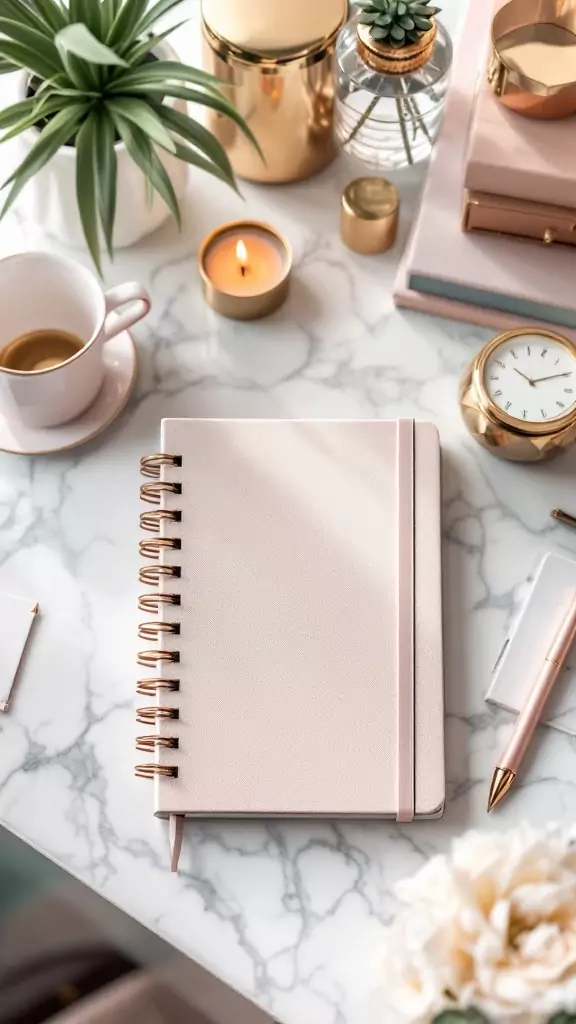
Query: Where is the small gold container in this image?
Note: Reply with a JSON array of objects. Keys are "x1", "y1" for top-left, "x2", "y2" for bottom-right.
[
  {"x1": 341, "y1": 178, "x2": 399, "y2": 255},
  {"x1": 202, "y1": 17, "x2": 345, "y2": 183},
  {"x1": 489, "y1": 0, "x2": 576, "y2": 119},
  {"x1": 199, "y1": 221, "x2": 292, "y2": 321},
  {"x1": 356, "y1": 21, "x2": 437, "y2": 75}
]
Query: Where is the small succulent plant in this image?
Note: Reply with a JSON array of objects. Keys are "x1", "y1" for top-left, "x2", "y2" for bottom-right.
[{"x1": 357, "y1": 0, "x2": 441, "y2": 48}]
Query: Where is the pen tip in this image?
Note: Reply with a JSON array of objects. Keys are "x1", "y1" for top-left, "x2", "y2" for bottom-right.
[{"x1": 487, "y1": 767, "x2": 516, "y2": 813}]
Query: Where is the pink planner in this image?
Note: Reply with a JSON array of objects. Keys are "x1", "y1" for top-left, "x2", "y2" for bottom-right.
[{"x1": 136, "y1": 419, "x2": 445, "y2": 822}]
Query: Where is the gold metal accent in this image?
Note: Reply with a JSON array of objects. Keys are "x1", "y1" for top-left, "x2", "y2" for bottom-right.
[
  {"x1": 137, "y1": 650, "x2": 180, "y2": 668},
  {"x1": 202, "y1": 18, "x2": 341, "y2": 183},
  {"x1": 136, "y1": 705, "x2": 180, "y2": 725},
  {"x1": 136, "y1": 735, "x2": 179, "y2": 751},
  {"x1": 137, "y1": 678, "x2": 180, "y2": 695},
  {"x1": 487, "y1": 767, "x2": 516, "y2": 812},
  {"x1": 140, "y1": 453, "x2": 182, "y2": 479},
  {"x1": 463, "y1": 190, "x2": 576, "y2": 248},
  {"x1": 139, "y1": 565, "x2": 181, "y2": 585},
  {"x1": 552, "y1": 508, "x2": 576, "y2": 529},
  {"x1": 141, "y1": 481, "x2": 182, "y2": 505},
  {"x1": 31, "y1": 602, "x2": 39, "y2": 614},
  {"x1": 489, "y1": 0, "x2": 576, "y2": 119},
  {"x1": 138, "y1": 621, "x2": 181, "y2": 641},
  {"x1": 198, "y1": 221, "x2": 292, "y2": 321},
  {"x1": 139, "y1": 593, "x2": 181, "y2": 613},
  {"x1": 135, "y1": 764, "x2": 178, "y2": 779},
  {"x1": 139, "y1": 537, "x2": 181, "y2": 560},
  {"x1": 460, "y1": 328, "x2": 576, "y2": 462},
  {"x1": 341, "y1": 178, "x2": 399, "y2": 255},
  {"x1": 357, "y1": 20, "x2": 436, "y2": 75},
  {"x1": 140, "y1": 509, "x2": 181, "y2": 533}
]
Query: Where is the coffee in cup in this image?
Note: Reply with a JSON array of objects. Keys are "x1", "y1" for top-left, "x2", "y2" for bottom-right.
[{"x1": 0, "y1": 329, "x2": 85, "y2": 372}]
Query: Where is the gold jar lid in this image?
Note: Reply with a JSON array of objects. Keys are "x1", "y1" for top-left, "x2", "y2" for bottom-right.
[
  {"x1": 341, "y1": 178, "x2": 399, "y2": 255},
  {"x1": 356, "y1": 20, "x2": 437, "y2": 75}
]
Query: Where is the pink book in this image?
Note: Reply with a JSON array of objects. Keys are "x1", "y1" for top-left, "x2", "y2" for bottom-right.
[
  {"x1": 137, "y1": 419, "x2": 445, "y2": 824},
  {"x1": 394, "y1": 0, "x2": 576, "y2": 334},
  {"x1": 465, "y1": 71, "x2": 576, "y2": 209}
]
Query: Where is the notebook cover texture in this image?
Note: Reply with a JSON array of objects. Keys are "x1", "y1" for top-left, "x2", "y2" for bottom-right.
[
  {"x1": 148, "y1": 419, "x2": 445, "y2": 820},
  {"x1": 394, "y1": 0, "x2": 576, "y2": 334},
  {"x1": 486, "y1": 553, "x2": 576, "y2": 736}
]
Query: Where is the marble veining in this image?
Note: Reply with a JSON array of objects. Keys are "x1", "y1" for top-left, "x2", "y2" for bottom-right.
[{"x1": 3, "y1": 4, "x2": 576, "y2": 1023}]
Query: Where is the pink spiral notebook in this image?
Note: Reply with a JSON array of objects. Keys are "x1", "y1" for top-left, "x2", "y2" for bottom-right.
[{"x1": 137, "y1": 419, "x2": 445, "y2": 825}]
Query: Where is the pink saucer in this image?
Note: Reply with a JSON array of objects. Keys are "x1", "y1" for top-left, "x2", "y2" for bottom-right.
[{"x1": 0, "y1": 330, "x2": 137, "y2": 455}]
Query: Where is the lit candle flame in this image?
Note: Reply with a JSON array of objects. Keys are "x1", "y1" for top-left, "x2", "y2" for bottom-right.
[{"x1": 236, "y1": 239, "x2": 248, "y2": 276}]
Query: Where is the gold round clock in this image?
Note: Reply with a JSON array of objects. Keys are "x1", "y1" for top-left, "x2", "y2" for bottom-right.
[{"x1": 460, "y1": 328, "x2": 576, "y2": 461}]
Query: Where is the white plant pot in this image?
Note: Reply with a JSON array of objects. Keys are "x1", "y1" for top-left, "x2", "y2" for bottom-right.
[{"x1": 10, "y1": 44, "x2": 189, "y2": 250}]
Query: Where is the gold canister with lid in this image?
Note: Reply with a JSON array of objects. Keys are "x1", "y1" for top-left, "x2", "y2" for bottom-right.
[
  {"x1": 341, "y1": 178, "x2": 399, "y2": 255},
  {"x1": 201, "y1": 0, "x2": 347, "y2": 183}
]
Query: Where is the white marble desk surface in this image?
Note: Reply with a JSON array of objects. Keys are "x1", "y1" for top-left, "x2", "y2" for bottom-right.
[{"x1": 3, "y1": 4, "x2": 576, "y2": 1023}]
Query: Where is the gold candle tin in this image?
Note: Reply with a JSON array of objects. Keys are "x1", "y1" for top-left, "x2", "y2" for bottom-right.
[
  {"x1": 202, "y1": 16, "x2": 346, "y2": 183},
  {"x1": 341, "y1": 178, "x2": 399, "y2": 255},
  {"x1": 489, "y1": 0, "x2": 576, "y2": 119},
  {"x1": 199, "y1": 221, "x2": 292, "y2": 321}
]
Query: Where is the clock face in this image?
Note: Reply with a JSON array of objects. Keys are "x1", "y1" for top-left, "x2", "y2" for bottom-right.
[{"x1": 483, "y1": 333, "x2": 576, "y2": 425}]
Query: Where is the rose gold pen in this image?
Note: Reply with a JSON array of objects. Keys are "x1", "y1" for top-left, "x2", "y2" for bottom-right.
[{"x1": 488, "y1": 590, "x2": 576, "y2": 813}]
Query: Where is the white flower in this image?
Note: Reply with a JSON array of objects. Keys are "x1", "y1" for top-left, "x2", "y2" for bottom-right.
[{"x1": 381, "y1": 825, "x2": 576, "y2": 1023}]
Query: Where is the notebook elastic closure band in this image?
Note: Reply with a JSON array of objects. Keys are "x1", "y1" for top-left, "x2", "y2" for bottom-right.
[{"x1": 396, "y1": 419, "x2": 415, "y2": 823}]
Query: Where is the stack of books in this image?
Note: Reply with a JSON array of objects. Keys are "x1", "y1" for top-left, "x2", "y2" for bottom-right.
[{"x1": 395, "y1": 0, "x2": 576, "y2": 335}]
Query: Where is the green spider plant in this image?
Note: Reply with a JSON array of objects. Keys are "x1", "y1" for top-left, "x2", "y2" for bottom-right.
[{"x1": 0, "y1": 0, "x2": 259, "y2": 273}]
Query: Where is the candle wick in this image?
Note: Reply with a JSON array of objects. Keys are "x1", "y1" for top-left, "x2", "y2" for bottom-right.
[{"x1": 240, "y1": 265, "x2": 247, "y2": 277}]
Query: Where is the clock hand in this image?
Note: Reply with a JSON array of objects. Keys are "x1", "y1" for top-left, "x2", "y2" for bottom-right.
[
  {"x1": 531, "y1": 372, "x2": 573, "y2": 384},
  {"x1": 513, "y1": 368, "x2": 536, "y2": 387}
]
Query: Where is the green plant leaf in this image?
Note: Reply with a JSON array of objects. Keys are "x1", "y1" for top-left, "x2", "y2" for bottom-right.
[
  {"x1": 0, "y1": 91, "x2": 84, "y2": 143},
  {"x1": 149, "y1": 100, "x2": 234, "y2": 179},
  {"x1": 70, "y1": 0, "x2": 102, "y2": 39},
  {"x1": 56, "y1": 23, "x2": 128, "y2": 65},
  {"x1": 0, "y1": 59, "x2": 14, "y2": 73},
  {"x1": 120, "y1": 83, "x2": 263, "y2": 159},
  {"x1": 548, "y1": 1015, "x2": 576, "y2": 1023},
  {"x1": 0, "y1": 96, "x2": 37, "y2": 130},
  {"x1": 32, "y1": 0, "x2": 67, "y2": 33},
  {"x1": 93, "y1": 109, "x2": 117, "y2": 259},
  {"x1": 0, "y1": 38, "x2": 62, "y2": 81},
  {"x1": 0, "y1": 18, "x2": 61, "y2": 72},
  {"x1": 161, "y1": 137, "x2": 237, "y2": 191},
  {"x1": 0, "y1": 103, "x2": 89, "y2": 219},
  {"x1": 107, "y1": 0, "x2": 148, "y2": 49},
  {"x1": 109, "y1": 59, "x2": 226, "y2": 95},
  {"x1": 432, "y1": 1011, "x2": 491, "y2": 1024},
  {"x1": 126, "y1": 22, "x2": 187, "y2": 65},
  {"x1": 2, "y1": 0, "x2": 55, "y2": 37},
  {"x1": 135, "y1": 0, "x2": 187, "y2": 37},
  {"x1": 106, "y1": 96, "x2": 176, "y2": 152},
  {"x1": 110, "y1": 110, "x2": 181, "y2": 226},
  {"x1": 75, "y1": 112, "x2": 102, "y2": 274}
]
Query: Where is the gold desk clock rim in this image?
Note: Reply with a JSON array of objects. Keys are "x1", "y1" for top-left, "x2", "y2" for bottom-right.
[{"x1": 471, "y1": 328, "x2": 576, "y2": 438}]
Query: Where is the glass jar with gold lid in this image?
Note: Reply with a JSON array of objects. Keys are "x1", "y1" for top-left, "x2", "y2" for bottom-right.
[{"x1": 335, "y1": 7, "x2": 452, "y2": 170}]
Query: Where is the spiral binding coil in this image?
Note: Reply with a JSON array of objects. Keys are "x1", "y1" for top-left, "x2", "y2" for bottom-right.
[{"x1": 136, "y1": 453, "x2": 182, "y2": 780}]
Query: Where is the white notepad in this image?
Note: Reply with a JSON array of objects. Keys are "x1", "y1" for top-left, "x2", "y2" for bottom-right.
[
  {"x1": 486, "y1": 553, "x2": 576, "y2": 735},
  {"x1": 137, "y1": 418, "x2": 446, "y2": 821}
]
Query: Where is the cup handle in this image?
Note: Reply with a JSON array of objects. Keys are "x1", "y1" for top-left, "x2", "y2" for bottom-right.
[{"x1": 103, "y1": 282, "x2": 151, "y2": 341}]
